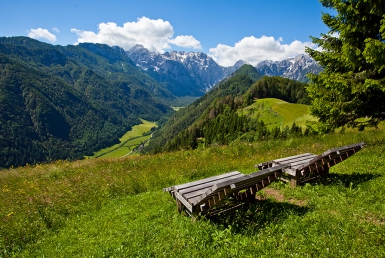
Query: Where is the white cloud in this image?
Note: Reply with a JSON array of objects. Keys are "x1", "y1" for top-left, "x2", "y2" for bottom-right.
[
  {"x1": 71, "y1": 17, "x2": 200, "y2": 53},
  {"x1": 168, "y1": 35, "x2": 202, "y2": 49},
  {"x1": 53, "y1": 27, "x2": 60, "y2": 33},
  {"x1": 209, "y1": 35, "x2": 316, "y2": 67},
  {"x1": 28, "y1": 28, "x2": 57, "y2": 42}
]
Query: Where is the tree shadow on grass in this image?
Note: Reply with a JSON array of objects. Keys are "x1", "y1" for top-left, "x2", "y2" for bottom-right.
[
  {"x1": 207, "y1": 199, "x2": 309, "y2": 234},
  {"x1": 302, "y1": 172, "x2": 379, "y2": 188}
]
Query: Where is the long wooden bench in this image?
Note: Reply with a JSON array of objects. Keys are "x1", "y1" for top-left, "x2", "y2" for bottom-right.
[
  {"x1": 256, "y1": 142, "x2": 365, "y2": 187},
  {"x1": 164, "y1": 142, "x2": 364, "y2": 216},
  {"x1": 163, "y1": 164, "x2": 288, "y2": 216}
]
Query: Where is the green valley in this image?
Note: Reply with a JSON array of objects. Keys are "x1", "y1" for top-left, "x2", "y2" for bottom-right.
[{"x1": 87, "y1": 120, "x2": 156, "y2": 158}]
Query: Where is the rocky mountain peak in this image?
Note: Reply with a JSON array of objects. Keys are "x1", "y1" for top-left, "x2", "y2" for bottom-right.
[
  {"x1": 256, "y1": 54, "x2": 322, "y2": 82},
  {"x1": 126, "y1": 45, "x2": 322, "y2": 96},
  {"x1": 233, "y1": 60, "x2": 249, "y2": 69},
  {"x1": 126, "y1": 46, "x2": 243, "y2": 96}
]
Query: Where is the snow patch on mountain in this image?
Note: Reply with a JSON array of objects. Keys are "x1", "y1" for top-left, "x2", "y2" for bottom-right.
[{"x1": 127, "y1": 45, "x2": 322, "y2": 97}]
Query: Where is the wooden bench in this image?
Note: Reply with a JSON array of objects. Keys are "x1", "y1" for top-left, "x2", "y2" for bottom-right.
[
  {"x1": 164, "y1": 142, "x2": 364, "y2": 216},
  {"x1": 256, "y1": 142, "x2": 365, "y2": 187},
  {"x1": 163, "y1": 164, "x2": 288, "y2": 217}
]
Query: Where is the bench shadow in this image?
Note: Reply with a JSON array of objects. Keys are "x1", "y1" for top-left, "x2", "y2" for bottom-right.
[
  {"x1": 302, "y1": 172, "x2": 379, "y2": 188},
  {"x1": 207, "y1": 199, "x2": 309, "y2": 234}
]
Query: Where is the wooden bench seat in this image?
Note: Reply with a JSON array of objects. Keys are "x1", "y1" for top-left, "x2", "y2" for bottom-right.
[
  {"x1": 163, "y1": 164, "x2": 288, "y2": 216},
  {"x1": 256, "y1": 142, "x2": 365, "y2": 186}
]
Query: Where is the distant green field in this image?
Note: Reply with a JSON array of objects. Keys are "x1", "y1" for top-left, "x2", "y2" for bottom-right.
[
  {"x1": 243, "y1": 98, "x2": 317, "y2": 129},
  {"x1": 87, "y1": 120, "x2": 156, "y2": 159}
]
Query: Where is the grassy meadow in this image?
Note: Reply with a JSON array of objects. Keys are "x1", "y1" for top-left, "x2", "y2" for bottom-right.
[
  {"x1": 1, "y1": 128, "x2": 385, "y2": 257},
  {"x1": 243, "y1": 98, "x2": 317, "y2": 129},
  {"x1": 87, "y1": 120, "x2": 156, "y2": 159}
]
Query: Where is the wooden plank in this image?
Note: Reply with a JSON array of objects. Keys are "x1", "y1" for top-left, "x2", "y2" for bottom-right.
[
  {"x1": 174, "y1": 192, "x2": 193, "y2": 213},
  {"x1": 189, "y1": 186, "x2": 233, "y2": 205},
  {"x1": 296, "y1": 143, "x2": 364, "y2": 173},
  {"x1": 322, "y1": 142, "x2": 364, "y2": 156},
  {"x1": 163, "y1": 171, "x2": 242, "y2": 195},
  {"x1": 224, "y1": 165, "x2": 286, "y2": 190},
  {"x1": 230, "y1": 172, "x2": 283, "y2": 192},
  {"x1": 172, "y1": 171, "x2": 242, "y2": 192},
  {"x1": 179, "y1": 173, "x2": 244, "y2": 196},
  {"x1": 182, "y1": 176, "x2": 243, "y2": 201},
  {"x1": 288, "y1": 155, "x2": 318, "y2": 167},
  {"x1": 272, "y1": 153, "x2": 315, "y2": 163},
  {"x1": 271, "y1": 154, "x2": 318, "y2": 176},
  {"x1": 256, "y1": 153, "x2": 315, "y2": 169},
  {"x1": 191, "y1": 164, "x2": 288, "y2": 206}
]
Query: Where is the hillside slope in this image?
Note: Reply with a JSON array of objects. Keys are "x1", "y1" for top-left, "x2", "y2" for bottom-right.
[
  {"x1": 146, "y1": 64, "x2": 263, "y2": 153},
  {"x1": 0, "y1": 54, "x2": 142, "y2": 167},
  {"x1": 243, "y1": 98, "x2": 316, "y2": 129},
  {"x1": 0, "y1": 37, "x2": 174, "y2": 168},
  {"x1": 149, "y1": 73, "x2": 312, "y2": 152}
]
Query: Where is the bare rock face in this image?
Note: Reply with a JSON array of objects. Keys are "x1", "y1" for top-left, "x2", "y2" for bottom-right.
[
  {"x1": 126, "y1": 45, "x2": 241, "y2": 97},
  {"x1": 256, "y1": 54, "x2": 322, "y2": 82},
  {"x1": 127, "y1": 45, "x2": 322, "y2": 97}
]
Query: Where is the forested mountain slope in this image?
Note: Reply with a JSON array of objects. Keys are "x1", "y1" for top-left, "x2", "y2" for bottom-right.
[
  {"x1": 149, "y1": 75, "x2": 311, "y2": 152},
  {"x1": 0, "y1": 37, "x2": 175, "y2": 103},
  {"x1": 145, "y1": 65, "x2": 263, "y2": 153},
  {"x1": 0, "y1": 37, "x2": 173, "y2": 168},
  {"x1": 249, "y1": 76, "x2": 310, "y2": 104}
]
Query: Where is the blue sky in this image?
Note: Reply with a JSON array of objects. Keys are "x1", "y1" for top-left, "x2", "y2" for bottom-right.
[{"x1": 0, "y1": 0, "x2": 333, "y2": 66}]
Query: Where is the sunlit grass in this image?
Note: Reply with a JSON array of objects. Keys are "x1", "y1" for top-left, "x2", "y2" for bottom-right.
[
  {"x1": 243, "y1": 98, "x2": 317, "y2": 129},
  {"x1": 1, "y1": 129, "x2": 385, "y2": 257},
  {"x1": 271, "y1": 100, "x2": 315, "y2": 127}
]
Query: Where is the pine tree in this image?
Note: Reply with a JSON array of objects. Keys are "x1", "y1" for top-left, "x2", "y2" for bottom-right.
[{"x1": 306, "y1": 0, "x2": 385, "y2": 129}]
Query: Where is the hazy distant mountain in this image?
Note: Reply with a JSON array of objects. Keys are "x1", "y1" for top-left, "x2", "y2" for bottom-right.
[
  {"x1": 126, "y1": 45, "x2": 244, "y2": 97},
  {"x1": 256, "y1": 54, "x2": 322, "y2": 82}
]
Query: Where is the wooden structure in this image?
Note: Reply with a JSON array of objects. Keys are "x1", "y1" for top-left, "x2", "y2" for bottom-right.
[
  {"x1": 163, "y1": 165, "x2": 288, "y2": 216},
  {"x1": 164, "y1": 142, "x2": 364, "y2": 216},
  {"x1": 256, "y1": 142, "x2": 365, "y2": 187}
]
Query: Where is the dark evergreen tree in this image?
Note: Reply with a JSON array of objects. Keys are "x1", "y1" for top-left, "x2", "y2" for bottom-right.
[{"x1": 306, "y1": 0, "x2": 385, "y2": 129}]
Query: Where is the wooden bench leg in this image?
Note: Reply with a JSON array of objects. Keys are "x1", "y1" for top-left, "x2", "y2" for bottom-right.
[
  {"x1": 290, "y1": 176, "x2": 300, "y2": 187},
  {"x1": 177, "y1": 199, "x2": 184, "y2": 214}
]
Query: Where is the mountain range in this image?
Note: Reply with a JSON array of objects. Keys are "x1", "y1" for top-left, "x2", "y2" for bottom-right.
[
  {"x1": 126, "y1": 44, "x2": 247, "y2": 97},
  {"x1": 126, "y1": 45, "x2": 322, "y2": 97},
  {"x1": 256, "y1": 54, "x2": 323, "y2": 82}
]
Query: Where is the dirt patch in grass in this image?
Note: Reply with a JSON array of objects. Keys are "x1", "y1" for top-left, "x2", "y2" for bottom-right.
[
  {"x1": 363, "y1": 213, "x2": 385, "y2": 226},
  {"x1": 257, "y1": 188, "x2": 307, "y2": 206}
]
